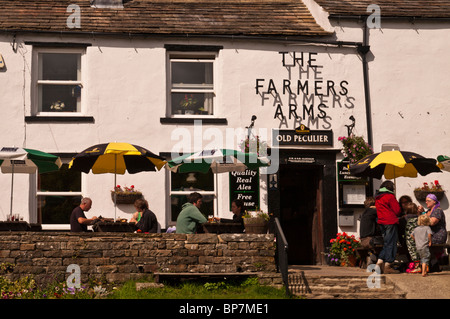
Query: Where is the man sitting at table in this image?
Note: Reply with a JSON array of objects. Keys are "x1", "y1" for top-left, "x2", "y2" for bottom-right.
[
  {"x1": 134, "y1": 198, "x2": 158, "y2": 233},
  {"x1": 176, "y1": 192, "x2": 207, "y2": 234},
  {"x1": 70, "y1": 197, "x2": 98, "y2": 232}
]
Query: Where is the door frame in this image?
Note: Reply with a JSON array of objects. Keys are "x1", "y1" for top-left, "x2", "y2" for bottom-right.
[{"x1": 268, "y1": 149, "x2": 338, "y2": 264}]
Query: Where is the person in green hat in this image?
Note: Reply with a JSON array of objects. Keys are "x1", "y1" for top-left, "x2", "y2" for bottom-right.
[
  {"x1": 176, "y1": 192, "x2": 207, "y2": 234},
  {"x1": 375, "y1": 180, "x2": 402, "y2": 274}
]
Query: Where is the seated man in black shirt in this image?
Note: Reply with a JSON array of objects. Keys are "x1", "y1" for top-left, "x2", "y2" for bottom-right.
[{"x1": 70, "y1": 197, "x2": 98, "y2": 232}]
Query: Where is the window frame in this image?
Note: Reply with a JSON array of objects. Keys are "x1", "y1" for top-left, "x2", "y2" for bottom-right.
[
  {"x1": 167, "y1": 170, "x2": 216, "y2": 225},
  {"x1": 32, "y1": 47, "x2": 86, "y2": 117},
  {"x1": 36, "y1": 156, "x2": 83, "y2": 230},
  {"x1": 167, "y1": 51, "x2": 218, "y2": 118}
]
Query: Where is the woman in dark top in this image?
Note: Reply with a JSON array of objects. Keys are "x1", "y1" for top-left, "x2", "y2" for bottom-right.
[
  {"x1": 424, "y1": 194, "x2": 447, "y2": 244},
  {"x1": 134, "y1": 199, "x2": 158, "y2": 233},
  {"x1": 359, "y1": 197, "x2": 379, "y2": 248}
]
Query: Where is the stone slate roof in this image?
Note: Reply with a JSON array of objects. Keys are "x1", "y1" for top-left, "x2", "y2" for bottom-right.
[
  {"x1": 0, "y1": 0, "x2": 330, "y2": 37},
  {"x1": 315, "y1": 0, "x2": 450, "y2": 19}
]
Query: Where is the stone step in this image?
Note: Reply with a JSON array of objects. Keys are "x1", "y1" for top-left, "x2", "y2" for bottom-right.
[
  {"x1": 287, "y1": 273, "x2": 407, "y2": 299},
  {"x1": 290, "y1": 284, "x2": 397, "y2": 294},
  {"x1": 306, "y1": 292, "x2": 406, "y2": 299},
  {"x1": 288, "y1": 274, "x2": 390, "y2": 287}
]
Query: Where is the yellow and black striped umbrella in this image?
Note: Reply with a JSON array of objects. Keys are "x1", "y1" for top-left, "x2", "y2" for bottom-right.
[
  {"x1": 349, "y1": 150, "x2": 441, "y2": 179},
  {"x1": 69, "y1": 142, "x2": 166, "y2": 174}
]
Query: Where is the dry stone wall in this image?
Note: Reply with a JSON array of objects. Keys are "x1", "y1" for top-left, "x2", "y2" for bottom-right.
[{"x1": 0, "y1": 232, "x2": 276, "y2": 284}]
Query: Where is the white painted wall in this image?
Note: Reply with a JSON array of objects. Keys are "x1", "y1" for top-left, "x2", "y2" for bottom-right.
[
  {"x1": 0, "y1": 17, "x2": 449, "y2": 236},
  {"x1": 329, "y1": 19, "x2": 450, "y2": 237}
]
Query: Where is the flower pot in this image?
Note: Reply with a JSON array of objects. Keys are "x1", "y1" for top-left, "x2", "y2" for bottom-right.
[
  {"x1": 413, "y1": 190, "x2": 445, "y2": 201},
  {"x1": 341, "y1": 255, "x2": 357, "y2": 267},
  {"x1": 111, "y1": 192, "x2": 142, "y2": 204},
  {"x1": 243, "y1": 217, "x2": 269, "y2": 234}
]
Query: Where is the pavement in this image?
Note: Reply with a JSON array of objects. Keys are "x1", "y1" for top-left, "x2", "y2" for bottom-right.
[{"x1": 289, "y1": 265, "x2": 450, "y2": 299}]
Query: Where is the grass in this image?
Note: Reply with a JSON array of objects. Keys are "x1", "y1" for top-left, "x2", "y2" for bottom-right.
[
  {"x1": 108, "y1": 277, "x2": 294, "y2": 299},
  {"x1": 0, "y1": 271, "x2": 296, "y2": 299}
]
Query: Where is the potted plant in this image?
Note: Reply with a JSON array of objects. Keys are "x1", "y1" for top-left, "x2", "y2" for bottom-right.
[
  {"x1": 111, "y1": 185, "x2": 143, "y2": 204},
  {"x1": 338, "y1": 134, "x2": 373, "y2": 163},
  {"x1": 242, "y1": 209, "x2": 270, "y2": 234},
  {"x1": 414, "y1": 180, "x2": 445, "y2": 201},
  {"x1": 328, "y1": 232, "x2": 361, "y2": 267},
  {"x1": 179, "y1": 94, "x2": 197, "y2": 114}
]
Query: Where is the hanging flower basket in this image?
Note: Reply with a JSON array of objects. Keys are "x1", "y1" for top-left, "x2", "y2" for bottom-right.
[
  {"x1": 338, "y1": 134, "x2": 373, "y2": 163},
  {"x1": 111, "y1": 185, "x2": 143, "y2": 204},
  {"x1": 239, "y1": 135, "x2": 268, "y2": 156},
  {"x1": 413, "y1": 190, "x2": 445, "y2": 201},
  {"x1": 414, "y1": 181, "x2": 445, "y2": 201},
  {"x1": 111, "y1": 192, "x2": 142, "y2": 204}
]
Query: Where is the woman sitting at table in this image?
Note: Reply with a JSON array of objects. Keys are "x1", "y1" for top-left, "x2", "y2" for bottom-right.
[
  {"x1": 133, "y1": 198, "x2": 158, "y2": 233},
  {"x1": 215, "y1": 199, "x2": 245, "y2": 232},
  {"x1": 231, "y1": 199, "x2": 245, "y2": 226}
]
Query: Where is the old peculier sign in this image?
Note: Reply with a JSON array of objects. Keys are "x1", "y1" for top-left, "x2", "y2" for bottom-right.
[{"x1": 273, "y1": 129, "x2": 333, "y2": 146}]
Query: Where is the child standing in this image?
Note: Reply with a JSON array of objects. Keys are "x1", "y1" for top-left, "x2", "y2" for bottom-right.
[
  {"x1": 404, "y1": 202, "x2": 421, "y2": 273},
  {"x1": 411, "y1": 214, "x2": 433, "y2": 277}
]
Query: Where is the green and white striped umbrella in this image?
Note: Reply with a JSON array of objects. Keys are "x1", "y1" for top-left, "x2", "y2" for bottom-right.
[
  {"x1": 437, "y1": 155, "x2": 450, "y2": 172},
  {"x1": 0, "y1": 147, "x2": 62, "y2": 218},
  {"x1": 166, "y1": 149, "x2": 270, "y2": 215}
]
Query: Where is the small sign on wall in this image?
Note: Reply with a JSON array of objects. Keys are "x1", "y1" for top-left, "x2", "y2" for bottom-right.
[
  {"x1": 272, "y1": 129, "x2": 333, "y2": 146},
  {"x1": 229, "y1": 170, "x2": 260, "y2": 210}
]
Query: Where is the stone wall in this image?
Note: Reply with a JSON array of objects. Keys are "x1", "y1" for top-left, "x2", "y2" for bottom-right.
[{"x1": 0, "y1": 232, "x2": 277, "y2": 285}]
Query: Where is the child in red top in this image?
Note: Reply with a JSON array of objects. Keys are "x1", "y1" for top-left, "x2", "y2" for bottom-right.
[{"x1": 375, "y1": 180, "x2": 402, "y2": 273}]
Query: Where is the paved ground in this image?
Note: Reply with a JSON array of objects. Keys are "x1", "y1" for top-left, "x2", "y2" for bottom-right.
[{"x1": 290, "y1": 265, "x2": 450, "y2": 299}]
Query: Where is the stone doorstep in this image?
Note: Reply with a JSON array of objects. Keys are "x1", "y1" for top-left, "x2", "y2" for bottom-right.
[
  {"x1": 288, "y1": 274, "x2": 407, "y2": 299},
  {"x1": 306, "y1": 292, "x2": 406, "y2": 299}
]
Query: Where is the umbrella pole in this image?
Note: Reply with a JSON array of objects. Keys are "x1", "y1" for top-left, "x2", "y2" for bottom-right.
[
  {"x1": 215, "y1": 172, "x2": 218, "y2": 218},
  {"x1": 393, "y1": 167, "x2": 397, "y2": 197},
  {"x1": 114, "y1": 154, "x2": 117, "y2": 220},
  {"x1": 10, "y1": 161, "x2": 14, "y2": 219}
]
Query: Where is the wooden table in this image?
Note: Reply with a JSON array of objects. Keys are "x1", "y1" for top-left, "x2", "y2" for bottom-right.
[
  {"x1": 0, "y1": 221, "x2": 30, "y2": 231},
  {"x1": 92, "y1": 221, "x2": 136, "y2": 232},
  {"x1": 201, "y1": 222, "x2": 244, "y2": 234}
]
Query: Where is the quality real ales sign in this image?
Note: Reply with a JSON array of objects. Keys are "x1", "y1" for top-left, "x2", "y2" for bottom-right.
[{"x1": 229, "y1": 170, "x2": 259, "y2": 210}]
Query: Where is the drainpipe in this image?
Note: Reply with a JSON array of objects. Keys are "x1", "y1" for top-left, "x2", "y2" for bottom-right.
[
  {"x1": 357, "y1": 18, "x2": 373, "y2": 147},
  {"x1": 357, "y1": 17, "x2": 374, "y2": 195}
]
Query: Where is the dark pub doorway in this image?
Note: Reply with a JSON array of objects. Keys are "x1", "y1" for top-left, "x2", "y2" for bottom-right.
[{"x1": 279, "y1": 164, "x2": 322, "y2": 265}]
